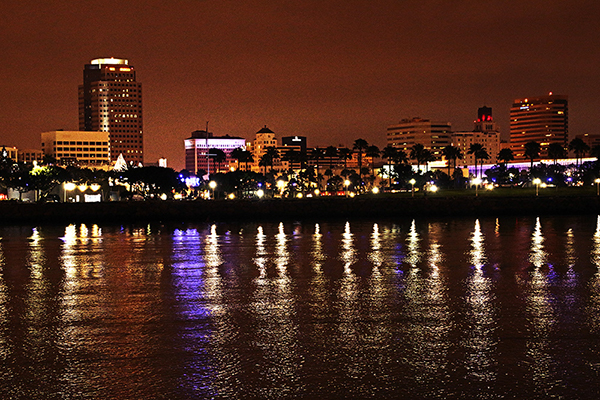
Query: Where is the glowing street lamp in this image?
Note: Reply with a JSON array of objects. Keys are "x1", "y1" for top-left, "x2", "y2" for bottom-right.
[
  {"x1": 595, "y1": 178, "x2": 600, "y2": 196},
  {"x1": 409, "y1": 178, "x2": 416, "y2": 197},
  {"x1": 209, "y1": 180, "x2": 217, "y2": 199},
  {"x1": 256, "y1": 189, "x2": 265, "y2": 198},
  {"x1": 428, "y1": 184, "x2": 438, "y2": 193},
  {"x1": 471, "y1": 177, "x2": 482, "y2": 196},
  {"x1": 63, "y1": 182, "x2": 76, "y2": 202},
  {"x1": 372, "y1": 186, "x2": 380, "y2": 194},
  {"x1": 533, "y1": 178, "x2": 541, "y2": 196},
  {"x1": 344, "y1": 179, "x2": 351, "y2": 197},
  {"x1": 277, "y1": 180, "x2": 286, "y2": 196}
]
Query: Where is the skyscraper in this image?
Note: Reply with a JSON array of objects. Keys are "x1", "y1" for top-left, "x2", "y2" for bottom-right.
[
  {"x1": 509, "y1": 94, "x2": 568, "y2": 161},
  {"x1": 78, "y1": 58, "x2": 143, "y2": 164}
]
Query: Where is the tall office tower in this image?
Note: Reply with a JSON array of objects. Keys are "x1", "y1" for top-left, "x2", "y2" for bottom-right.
[
  {"x1": 78, "y1": 58, "x2": 143, "y2": 164},
  {"x1": 509, "y1": 94, "x2": 568, "y2": 161}
]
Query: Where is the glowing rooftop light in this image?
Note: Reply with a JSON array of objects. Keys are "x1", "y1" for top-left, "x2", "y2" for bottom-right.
[
  {"x1": 91, "y1": 58, "x2": 129, "y2": 66},
  {"x1": 63, "y1": 182, "x2": 76, "y2": 191}
]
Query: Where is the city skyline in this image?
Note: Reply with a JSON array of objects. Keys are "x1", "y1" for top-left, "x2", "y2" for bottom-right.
[{"x1": 2, "y1": 1, "x2": 600, "y2": 170}]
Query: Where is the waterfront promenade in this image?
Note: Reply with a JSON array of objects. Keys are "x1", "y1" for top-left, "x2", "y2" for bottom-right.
[{"x1": 1, "y1": 190, "x2": 600, "y2": 223}]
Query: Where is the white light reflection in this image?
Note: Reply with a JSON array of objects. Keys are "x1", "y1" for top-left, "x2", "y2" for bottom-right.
[
  {"x1": 405, "y1": 220, "x2": 421, "y2": 268},
  {"x1": 469, "y1": 219, "x2": 486, "y2": 269},
  {"x1": 524, "y1": 218, "x2": 555, "y2": 393},
  {"x1": 368, "y1": 223, "x2": 383, "y2": 269},
  {"x1": 403, "y1": 222, "x2": 450, "y2": 386},
  {"x1": 251, "y1": 222, "x2": 300, "y2": 397},
  {"x1": 592, "y1": 216, "x2": 600, "y2": 268},
  {"x1": 463, "y1": 219, "x2": 497, "y2": 383},
  {"x1": 529, "y1": 217, "x2": 548, "y2": 268},
  {"x1": 336, "y1": 221, "x2": 360, "y2": 377}
]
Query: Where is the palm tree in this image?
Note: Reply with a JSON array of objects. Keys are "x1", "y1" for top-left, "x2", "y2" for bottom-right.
[
  {"x1": 442, "y1": 145, "x2": 462, "y2": 177},
  {"x1": 467, "y1": 143, "x2": 484, "y2": 177},
  {"x1": 381, "y1": 145, "x2": 398, "y2": 188},
  {"x1": 569, "y1": 138, "x2": 590, "y2": 167},
  {"x1": 325, "y1": 146, "x2": 338, "y2": 172},
  {"x1": 524, "y1": 141, "x2": 541, "y2": 170},
  {"x1": 310, "y1": 147, "x2": 325, "y2": 189},
  {"x1": 338, "y1": 147, "x2": 353, "y2": 169},
  {"x1": 208, "y1": 148, "x2": 226, "y2": 173},
  {"x1": 497, "y1": 148, "x2": 514, "y2": 167},
  {"x1": 547, "y1": 143, "x2": 566, "y2": 165},
  {"x1": 421, "y1": 149, "x2": 436, "y2": 171},
  {"x1": 591, "y1": 145, "x2": 600, "y2": 161},
  {"x1": 353, "y1": 139, "x2": 369, "y2": 183},
  {"x1": 230, "y1": 147, "x2": 246, "y2": 171},
  {"x1": 476, "y1": 148, "x2": 490, "y2": 176},
  {"x1": 261, "y1": 146, "x2": 279, "y2": 174},
  {"x1": 365, "y1": 145, "x2": 380, "y2": 179},
  {"x1": 410, "y1": 143, "x2": 426, "y2": 171}
]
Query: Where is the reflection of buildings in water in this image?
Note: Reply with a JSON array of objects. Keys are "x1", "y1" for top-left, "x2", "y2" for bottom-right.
[
  {"x1": 275, "y1": 222, "x2": 290, "y2": 279},
  {"x1": 402, "y1": 225, "x2": 451, "y2": 386},
  {"x1": 405, "y1": 220, "x2": 421, "y2": 268},
  {"x1": 593, "y1": 216, "x2": 600, "y2": 268},
  {"x1": 529, "y1": 217, "x2": 548, "y2": 269},
  {"x1": 524, "y1": 233, "x2": 556, "y2": 393},
  {"x1": 469, "y1": 219, "x2": 486, "y2": 269},
  {"x1": 565, "y1": 228, "x2": 577, "y2": 269},
  {"x1": 171, "y1": 227, "x2": 217, "y2": 397},
  {"x1": 250, "y1": 222, "x2": 299, "y2": 397},
  {"x1": 463, "y1": 219, "x2": 497, "y2": 383}
]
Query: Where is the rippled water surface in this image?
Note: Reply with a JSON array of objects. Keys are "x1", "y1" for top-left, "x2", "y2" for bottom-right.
[{"x1": 2, "y1": 216, "x2": 600, "y2": 399}]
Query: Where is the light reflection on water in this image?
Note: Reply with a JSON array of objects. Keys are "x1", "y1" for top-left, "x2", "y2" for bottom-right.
[{"x1": 0, "y1": 217, "x2": 600, "y2": 398}]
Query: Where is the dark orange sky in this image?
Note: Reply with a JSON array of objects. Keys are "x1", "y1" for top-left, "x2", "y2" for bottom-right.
[{"x1": 2, "y1": 0, "x2": 600, "y2": 170}]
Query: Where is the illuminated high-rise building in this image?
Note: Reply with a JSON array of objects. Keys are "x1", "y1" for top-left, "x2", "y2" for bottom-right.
[
  {"x1": 509, "y1": 94, "x2": 568, "y2": 161},
  {"x1": 386, "y1": 117, "x2": 452, "y2": 161},
  {"x1": 78, "y1": 58, "x2": 143, "y2": 164}
]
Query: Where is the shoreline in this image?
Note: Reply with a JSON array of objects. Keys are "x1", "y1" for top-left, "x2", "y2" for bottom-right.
[{"x1": 0, "y1": 194, "x2": 599, "y2": 224}]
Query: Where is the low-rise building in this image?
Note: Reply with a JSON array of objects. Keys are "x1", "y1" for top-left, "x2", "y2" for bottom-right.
[
  {"x1": 184, "y1": 130, "x2": 246, "y2": 176},
  {"x1": 41, "y1": 131, "x2": 110, "y2": 166}
]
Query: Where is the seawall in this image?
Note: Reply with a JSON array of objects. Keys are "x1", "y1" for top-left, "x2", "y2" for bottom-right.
[{"x1": 1, "y1": 195, "x2": 599, "y2": 224}]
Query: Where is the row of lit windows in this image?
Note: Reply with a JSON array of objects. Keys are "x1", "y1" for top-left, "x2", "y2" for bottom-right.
[
  {"x1": 56, "y1": 146, "x2": 108, "y2": 152},
  {"x1": 57, "y1": 153, "x2": 108, "y2": 159},
  {"x1": 54, "y1": 141, "x2": 108, "y2": 146}
]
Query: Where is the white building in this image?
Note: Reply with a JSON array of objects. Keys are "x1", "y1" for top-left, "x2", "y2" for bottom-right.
[
  {"x1": 184, "y1": 130, "x2": 246, "y2": 175},
  {"x1": 452, "y1": 106, "x2": 501, "y2": 166}
]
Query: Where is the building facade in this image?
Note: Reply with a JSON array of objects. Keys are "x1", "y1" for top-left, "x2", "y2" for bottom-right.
[
  {"x1": 41, "y1": 131, "x2": 110, "y2": 166},
  {"x1": 509, "y1": 94, "x2": 568, "y2": 161},
  {"x1": 184, "y1": 130, "x2": 246, "y2": 176},
  {"x1": 387, "y1": 118, "x2": 452, "y2": 161},
  {"x1": 452, "y1": 106, "x2": 501, "y2": 166},
  {"x1": 78, "y1": 58, "x2": 143, "y2": 164}
]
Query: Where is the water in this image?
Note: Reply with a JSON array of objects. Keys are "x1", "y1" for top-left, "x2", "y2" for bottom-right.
[{"x1": 1, "y1": 216, "x2": 600, "y2": 399}]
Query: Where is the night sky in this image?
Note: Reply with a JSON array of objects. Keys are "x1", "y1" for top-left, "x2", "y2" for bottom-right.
[{"x1": 2, "y1": 0, "x2": 600, "y2": 170}]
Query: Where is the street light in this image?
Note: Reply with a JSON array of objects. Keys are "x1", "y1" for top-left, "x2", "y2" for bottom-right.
[
  {"x1": 595, "y1": 178, "x2": 600, "y2": 196},
  {"x1": 533, "y1": 178, "x2": 541, "y2": 196},
  {"x1": 344, "y1": 179, "x2": 351, "y2": 197},
  {"x1": 372, "y1": 186, "x2": 380, "y2": 194},
  {"x1": 63, "y1": 182, "x2": 76, "y2": 202},
  {"x1": 471, "y1": 177, "x2": 482, "y2": 196},
  {"x1": 409, "y1": 178, "x2": 416, "y2": 197},
  {"x1": 209, "y1": 180, "x2": 217, "y2": 199}
]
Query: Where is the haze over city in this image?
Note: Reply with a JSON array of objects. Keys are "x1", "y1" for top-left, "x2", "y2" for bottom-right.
[{"x1": 2, "y1": 0, "x2": 600, "y2": 170}]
